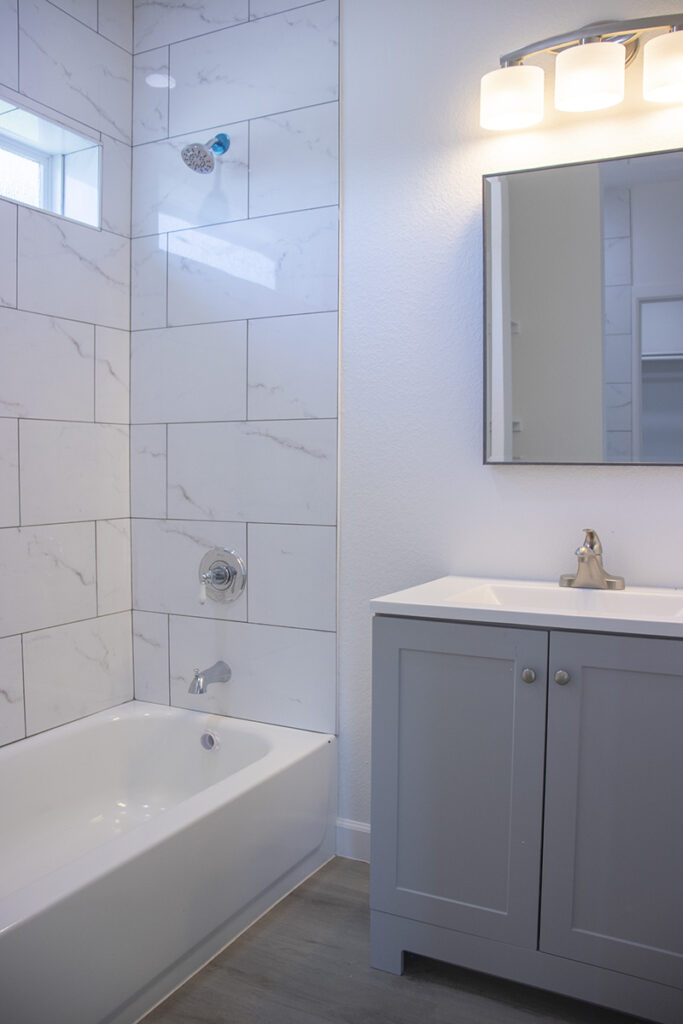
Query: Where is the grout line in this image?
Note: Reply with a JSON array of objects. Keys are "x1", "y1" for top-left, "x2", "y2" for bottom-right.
[
  {"x1": 20, "y1": 633, "x2": 27, "y2": 737},
  {"x1": 131, "y1": 308, "x2": 339, "y2": 332},
  {"x1": 2, "y1": 609, "x2": 131, "y2": 644},
  {"x1": 165, "y1": 422, "x2": 169, "y2": 519},
  {"x1": 15, "y1": 417, "x2": 21, "y2": 526},
  {"x1": 133, "y1": 202, "x2": 338, "y2": 242},
  {"x1": 94, "y1": 520, "x2": 99, "y2": 616},
  {"x1": 166, "y1": 613, "x2": 171, "y2": 704}
]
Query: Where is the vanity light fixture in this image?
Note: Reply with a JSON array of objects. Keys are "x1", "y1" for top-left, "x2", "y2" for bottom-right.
[{"x1": 480, "y1": 14, "x2": 683, "y2": 130}]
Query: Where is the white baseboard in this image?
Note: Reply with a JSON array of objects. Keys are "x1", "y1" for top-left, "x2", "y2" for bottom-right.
[{"x1": 336, "y1": 817, "x2": 370, "y2": 862}]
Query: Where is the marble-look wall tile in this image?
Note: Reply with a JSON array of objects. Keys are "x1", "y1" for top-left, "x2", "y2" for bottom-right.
[
  {"x1": 604, "y1": 334, "x2": 633, "y2": 384},
  {"x1": 0, "y1": 307, "x2": 94, "y2": 420},
  {"x1": 605, "y1": 431, "x2": 632, "y2": 462},
  {"x1": 95, "y1": 326, "x2": 129, "y2": 423},
  {"x1": 0, "y1": 419, "x2": 19, "y2": 527},
  {"x1": 167, "y1": 205, "x2": 338, "y2": 325},
  {"x1": 49, "y1": 0, "x2": 97, "y2": 29},
  {"x1": 23, "y1": 611, "x2": 133, "y2": 734},
  {"x1": 249, "y1": 102, "x2": 338, "y2": 218},
  {"x1": 604, "y1": 285, "x2": 632, "y2": 336},
  {"x1": 131, "y1": 424, "x2": 167, "y2": 517},
  {"x1": 132, "y1": 122, "x2": 248, "y2": 237},
  {"x1": 0, "y1": 1, "x2": 19, "y2": 91},
  {"x1": 18, "y1": 208, "x2": 130, "y2": 329},
  {"x1": 248, "y1": 523, "x2": 336, "y2": 631},
  {"x1": 19, "y1": 0, "x2": 132, "y2": 143},
  {"x1": 98, "y1": 0, "x2": 133, "y2": 52},
  {"x1": 250, "y1": 0, "x2": 315, "y2": 17},
  {"x1": 97, "y1": 519, "x2": 131, "y2": 615},
  {"x1": 0, "y1": 523, "x2": 96, "y2": 637},
  {"x1": 20, "y1": 421, "x2": 129, "y2": 524},
  {"x1": 602, "y1": 187, "x2": 630, "y2": 239},
  {"x1": 0, "y1": 199, "x2": 17, "y2": 307},
  {"x1": 605, "y1": 382, "x2": 632, "y2": 431},
  {"x1": 169, "y1": 0, "x2": 339, "y2": 135},
  {"x1": 168, "y1": 419, "x2": 337, "y2": 524},
  {"x1": 131, "y1": 233, "x2": 167, "y2": 329},
  {"x1": 132, "y1": 518, "x2": 247, "y2": 619},
  {"x1": 133, "y1": 610, "x2": 169, "y2": 704},
  {"x1": 131, "y1": 321, "x2": 246, "y2": 423},
  {"x1": 0, "y1": 635, "x2": 25, "y2": 746},
  {"x1": 247, "y1": 311, "x2": 337, "y2": 419},
  {"x1": 169, "y1": 614, "x2": 335, "y2": 731},
  {"x1": 133, "y1": 47, "x2": 169, "y2": 144},
  {"x1": 101, "y1": 134, "x2": 132, "y2": 237},
  {"x1": 603, "y1": 236, "x2": 632, "y2": 288},
  {"x1": 134, "y1": 0, "x2": 247, "y2": 52}
]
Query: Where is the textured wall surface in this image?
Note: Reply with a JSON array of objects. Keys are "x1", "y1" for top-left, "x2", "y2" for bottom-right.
[
  {"x1": 130, "y1": 0, "x2": 340, "y2": 733},
  {"x1": 339, "y1": 0, "x2": 683, "y2": 832},
  {"x1": 0, "y1": 0, "x2": 133, "y2": 747}
]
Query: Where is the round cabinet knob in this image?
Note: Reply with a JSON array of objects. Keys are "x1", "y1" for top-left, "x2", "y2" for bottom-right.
[
  {"x1": 554, "y1": 669, "x2": 571, "y2": 686},
  {"x1": 521, "y1": 668, "x2": 536, "y2": 684}
]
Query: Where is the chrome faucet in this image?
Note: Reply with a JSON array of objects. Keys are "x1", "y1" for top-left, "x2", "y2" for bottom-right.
[
  {"x1": 559, "y1": 529, "x2": 625, "y2": 590},
  {"x1": 188, "y1": 660, "x2": 232, "y2": 695}
]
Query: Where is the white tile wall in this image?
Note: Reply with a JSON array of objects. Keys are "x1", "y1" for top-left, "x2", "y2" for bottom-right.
[
  {"x1": 0, "y1": 0, "x2": 133, "y2": 748},
  {"x1": 0, "y1": 523, "x2": 96, "y2": 637},
  {"x1": 134, "y1": 0, "x2": 248, "y2": 52},
  {"x1": 95, "y1": 327, "x2": 130, "y2": 424},
  {"x1": 0, "y1": 199, "x2": 18, "y2": 307},
  {"x1": 18, "y1": 208, "x2": 130, "y2": 329},
  {"x1": 133, "y1": 610, "x2": 169, "y2": 704},
  {"x1": 20, "y1": 421, "x2": 129, "y2": 524},
  {"x1": 132, "y1": 518, "x2": 247, "y2": 619},
  {"x1": 19, "y1": 0, "x2": 132, "y2": 143},
  {"x1": 167, "y1": 205, "x2": 339, "y2": 325},
  {"x1": 23, "y1": 611, "x2": 133, "y2": 734},
  {"x1": 169, "y1": 614, "x2": 335, "y2": 731},
  {"x1": 169, "y1": 1, "x2": 338, "y2": 135},
  {"x1": 248, "y1": 523, "x2": 336, "y2": 631},
  {"x1": 249, "y1": 102, "x2": 338, "y2": 218},
  {"x1": 130, "y1": 0, "x2": 340, "y2": 735},
  {"x1": 131, "y1": 321, "x2": 247, "y2": 423},
  {"x1": 0, "y1": 309, "x2": 95, "y2": 420},
  {"x1": 98, "y1": 0, "x2": 133, "y2": 52},
  {"x1": 133, "y1": 48, "x2": 170, "y2": 145},
  {"x1": 132, "y1": 122, "x2": 248, "y2": 236},
  {"x1": 247, "y1": 311, "x2": 338, "y2": 419},
  {"x1": 131, "y1": 233, "x2": 167, "y2": 329},
  {"x1": 130, "y1": 424, "x2": 167, "y2": 518},
  {"x1": 604, "y1": 285, "x2": 632, "y2": 336},
  {"x1": 604, "y1": 334, "x2": 633, "y2": 384},
  {"x1": 96, "y1": 519, "x2": 132, "y2": 615},
  {"x1": 0, "y1": 419, "x2": 19, "y2": 527},
  {"x1": 0, "y1": 1, "x2": 19, "y2": 91},
  {"x1": 0, "y1": 634, "x2": 24, "y2": 745},
  {"x1": 167, "y1": 419, "x2": 337, "y2": 523}
]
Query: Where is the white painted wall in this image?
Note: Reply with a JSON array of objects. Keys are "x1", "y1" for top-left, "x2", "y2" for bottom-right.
[{"x1": 339, "y1": 0, "x2": 683, "y2": 839}]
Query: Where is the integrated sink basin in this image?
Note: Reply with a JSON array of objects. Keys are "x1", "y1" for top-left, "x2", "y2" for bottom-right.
[{"x1": 371, "y1": 576, "x2": 683, "y2": 637}]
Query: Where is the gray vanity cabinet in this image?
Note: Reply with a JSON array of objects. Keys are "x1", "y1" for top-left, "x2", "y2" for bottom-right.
[
  {"x1": 541, "y1": 630, "x2": 683, "y2": 989},
  {"x1": 370, "y1": 615, "x2": 549, "y2": 947},
  {"x1": 371, "y1": 615, "x2": 683, "y2": 1023}
]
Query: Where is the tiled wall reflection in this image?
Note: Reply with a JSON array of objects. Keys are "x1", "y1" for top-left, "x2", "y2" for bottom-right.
[
  {"x1": 0, "y1": 0, "x2": 133, "y2": 747},
  {"x1": 130, "y1": 0, "x2": 340, "y2": 733}
]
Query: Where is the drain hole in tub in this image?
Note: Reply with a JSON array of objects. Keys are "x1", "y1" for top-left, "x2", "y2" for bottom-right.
[{"x1": 200, "y1": 731, "x2": 220, "y2": 751}]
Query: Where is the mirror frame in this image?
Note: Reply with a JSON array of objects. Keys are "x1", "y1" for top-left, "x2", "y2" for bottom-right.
[{"x1": 482, "y1": 147, "x2": 683, "y2": 467}]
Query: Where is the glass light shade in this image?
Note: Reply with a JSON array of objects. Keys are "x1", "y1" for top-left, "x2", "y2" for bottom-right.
[
  {"x1": 554, "y1": 41, "x2": 625, "y2": 111},
  {"x1": 643, "y1": 31, "x2": 683, "y2": 102},
  {"x1": 480, "y1": 64, "x2": 544, "y2": 131}
]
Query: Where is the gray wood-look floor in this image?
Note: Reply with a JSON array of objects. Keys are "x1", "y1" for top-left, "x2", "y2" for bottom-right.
[{"x1": 143, "y1": 857, "x2": 639, "y2": 1024}]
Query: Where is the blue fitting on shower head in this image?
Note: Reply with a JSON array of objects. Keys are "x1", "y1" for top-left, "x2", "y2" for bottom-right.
[{"x1": 210, "y1": 133, "x2": 230, "y2": 155}]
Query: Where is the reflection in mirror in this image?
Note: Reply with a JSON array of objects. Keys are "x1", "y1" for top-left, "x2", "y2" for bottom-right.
[{"x1": 484, "y1": 150, "x2": 683, "y2": 464}]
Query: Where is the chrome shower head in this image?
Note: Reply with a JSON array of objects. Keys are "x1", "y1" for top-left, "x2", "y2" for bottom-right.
[{"x1": 181, "y1": 133, "x2": 230, "y2": 174}]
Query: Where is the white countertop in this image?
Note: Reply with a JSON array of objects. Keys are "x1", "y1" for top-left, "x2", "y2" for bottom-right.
[{"x1": 371, "y1": 575, "x2": 683, "y2": 637}]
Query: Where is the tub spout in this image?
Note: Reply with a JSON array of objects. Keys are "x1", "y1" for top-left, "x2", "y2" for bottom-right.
[{"x1": 188, "y1": 660, "x2": 232, "y2": 695}]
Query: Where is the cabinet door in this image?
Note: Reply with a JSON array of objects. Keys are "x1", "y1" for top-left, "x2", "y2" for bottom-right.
[
  {"x1": 371, "y1": 616, "x2": 548, "y2": 948},
  {"x1": 541, "y1": 630, "x2": 683, "y2": 989}
]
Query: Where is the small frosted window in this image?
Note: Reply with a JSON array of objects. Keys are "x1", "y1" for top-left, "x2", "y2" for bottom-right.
[
  {"x1": 0, "y1": 146, "x2": 44, "y2": 207},
  {"x1": 0, "y1": 96, "x2": 100, "y2": 227}
]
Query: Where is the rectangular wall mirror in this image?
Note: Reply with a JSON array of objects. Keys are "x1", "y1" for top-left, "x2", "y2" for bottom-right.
[{"x1": 484, "y1": 149, "x2": 683, "y2": 464}]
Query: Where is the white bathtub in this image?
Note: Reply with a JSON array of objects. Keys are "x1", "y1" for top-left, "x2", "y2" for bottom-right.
[{"x1": 0, "y1": 701, "x2": 335, "y2": 1024}]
